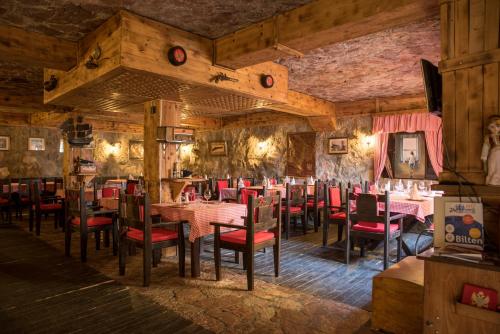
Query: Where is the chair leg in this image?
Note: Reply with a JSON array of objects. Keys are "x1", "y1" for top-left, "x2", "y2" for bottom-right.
[
  {"x1": 242, "y1": 254, "x2": 247, "y2": 270},
  {"x1": 345, "y1": 235, "x2": 351, "y2": 264},
  {"x1": 80, "y1": 231, "x2": 88, "y2": 263},
  {"x1": 234, "y1": 251, "x2": 240, "y2": 264},
  {"x1": 337, "y1": 224, "x2": 344, "y2": 241},
  {"x1": 322, "y1": 221, "x2": 329, "y2": 246},
  {"x1": 119, "y1": 237, "x2": 127, "y2": 276},
  {"x1": 285, "y1": 213, "x2": 290, "y2": 240},
  {"x1": 302, "y1": 214, "x2": 307, "y2": 235},
  {"x1": 360, "y1": 239, "x2": 366, "y2": 257},
  {"x1": 178, "y1": 241, "x2": 185, "y2": 278},
  {"x1": 246, "y1": 250, "x2": 255, "y2": 291},
  {"x1": 397, "y1": 235, "x2": 402, "y2": 263},
  {"x1": 65, "y1": 220, "x2": 72, "y2": 256},
  {"x1": 152, "y1": 248, "x2": 161, "y2": 267},
  {"x1": 273, "y1": 244, "x2": 280, "y2": 277},
  {"x1": 129, "y1": 243, "x2": 137, "y2": 256},
  {"x1": 383, "y1": 238, "x2": 389, "y2": 270},
  {"x1": 112, "y1": 220, "x2": 118, "y2": 256},
  {"x1": 54, "y1": 212, "x2": 58, "y2": 229},
  {"x1": 313, "y1": 209, "x2": 319, "y2": 233},
  {"x1": 35, "y1": 213, "x2": 41, "y2": 236},
  {"x1": 29, "y1": 209, "x2": 33, "y2": 232},
  {"x1": 214, "y1": 236, "x2": 221, "y2": 281},
  {"x1": 104, "y1": 230, "x2": 110, "y2": 248},
  {"x1": 95, "y1": 231, "x2": 101, "y2": 250}
]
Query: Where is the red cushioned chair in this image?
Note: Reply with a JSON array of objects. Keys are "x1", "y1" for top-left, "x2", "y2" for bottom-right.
[
  {"x1": 322, "y1": 183, "x2": 346, "y2": 246},
  {"x1": 13, "y1": 178, "x2": 31, "y2": 220},
  {"x1": 29, "y1": 181, "x2": 64, "y2": 236},
  {"x1": 126, "y1": 182, "x2": 137, "y2": 195},
  {"x1": 307, "y1": 180, "x2": 326, "y2": 233},
  {"x1": 102, "y1": 187, "x2": 119, "y2": 198},
  {"x1": 347, "y1": 191, "x2": 405, "y2": 269},
  {"x1": 282, "y1": 184, "x2": 308, "y2": 239},
  {"x1": 65, "y1": 187, "x2": 117, "y2": 262},
  {"x1": 0, "y1": 179, "x2": 12, "y2": 224},
  {"x1": 211, "y1": 194, "x2": 281, "y2": 291},
  {"x1": 118, "y1": 192, "x2": 185, "y2": 287},
  {"x1": 214, "y1": 178, "x2": 231, "y2": 200},
  {"x1": 237, "y1": 188, "x2": 258, "y2": 205}
]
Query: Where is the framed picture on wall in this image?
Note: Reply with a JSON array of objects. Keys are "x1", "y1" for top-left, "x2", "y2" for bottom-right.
[
  {"x1": 28, "y1": 137, "x2": 45, "y2": 151},
  {"x1": 328, "y1": 137, "x2": 348, "y2": 154},
  {"x1": 0, "y1": 136, "x2": 9, "y2": 151},
  {"x1": 209, "y1": 141, "x2": 227, "y2": 156},
  {"x1": 129, "y1": 140, "x2": 144, "y2": 160}
]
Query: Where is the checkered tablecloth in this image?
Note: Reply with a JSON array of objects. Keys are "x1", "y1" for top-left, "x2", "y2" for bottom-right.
[
  {"x1": 151, "y1": 202, "x2": 247, "y2": 242},
  {"x1": 268, "y1": 184, "x2": 314, "y2": 199},
  {"x1": 388, "y1": 197, "x2": 434, "y2": 222}
]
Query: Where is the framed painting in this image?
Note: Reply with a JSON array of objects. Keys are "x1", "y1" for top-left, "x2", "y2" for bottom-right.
[
  {"x1": 28, "y1": 137, "x2": 45, "y2": 151},
  {"x1": 328, "y1": 137, "x2": 348, "y2": 154},
  {"x1": 393, "y1": 133, "x2": 426, "y2": 179},
  {"x1": 287, "y1": 132, "x2": 316, "y2": 177},
  {"x1": 209, "y1": 141, "x2": 227, "y2": 156},
  {"x1": 0, "y1": 136, "x2": 9, "y2": 151},
  {"x1": 129, "y1": 140, "x2": 144, "y2": 160}
]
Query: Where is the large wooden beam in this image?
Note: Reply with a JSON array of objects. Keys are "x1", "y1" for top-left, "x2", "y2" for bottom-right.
[
  {"x1": 221, "y1": 111, "x2": 305, "y2": 129},
  {"x1": 268, "y1": 90, "x2": 336, "y2": 117},
  {"x1": 0, "y1": 112, "x2": 29, "y2": 127},
  {"x1": 215, "y1": 0, "x2": 439, "y2": 69},
  {"x1": 335, "y1": 94, "x2": 427, "y2": 118},
  {"x1": 0, "y1": 25, "x2": 77, "y2": 70}
]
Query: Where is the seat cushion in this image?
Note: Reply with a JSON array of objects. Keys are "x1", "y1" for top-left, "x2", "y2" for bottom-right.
[
  {"x1": 0, "y1": 198, "x2": 9, "y2": 205},
  {"x1": 39, "y1": 203, "x2": 62, "y2": 211},
  {"x1": 307, "y1": 200, "x2": 324, "y2": 208},
  {"x1": 281, "y1": 206, "x2": 302, "y2": 214},
  {"x1": 72, "y1": 216, "x2": 113, "y2": 227},
  {"x1": 352, "y1": 222, "x2": 400, "y2": 233},
  {"x1": 127, "y1": 227, "x2": 178, "y2": 243},
  {"x1": 20, "y1": 196, "x2": 30, "y2": 203},
  {"x1": 220, "y1": 229, "x2": 274, "y2": 245},
  {"x1": 329, "y1": 212, "x2": 346, "y2": 220}
]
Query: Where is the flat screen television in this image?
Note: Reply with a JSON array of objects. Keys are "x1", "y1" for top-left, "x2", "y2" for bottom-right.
[{"x1": 420, "y1": 59, "x2": 442, "y2": 117}]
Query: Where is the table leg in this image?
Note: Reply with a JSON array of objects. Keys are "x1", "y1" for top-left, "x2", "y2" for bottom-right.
[{"x1": 190, "y1": 238, "x2": 201, "y2": 278}]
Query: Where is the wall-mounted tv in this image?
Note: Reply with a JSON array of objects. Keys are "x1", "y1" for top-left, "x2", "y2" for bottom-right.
[{"x1": 420, "y1": 59, "x2": 442, "y2": 117}]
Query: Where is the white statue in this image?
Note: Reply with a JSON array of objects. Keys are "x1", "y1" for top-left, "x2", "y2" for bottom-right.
[{"x1": 481, "y1": 116, "x2": 500, "y2": 186}]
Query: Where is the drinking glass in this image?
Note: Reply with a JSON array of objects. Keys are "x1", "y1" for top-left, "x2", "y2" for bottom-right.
[
  {"x1": 203, "y1": 189, "x2": 212, "y2": 203},
  {"x1": 418, "y1": 181, "x2": 426, "y2": 192}
]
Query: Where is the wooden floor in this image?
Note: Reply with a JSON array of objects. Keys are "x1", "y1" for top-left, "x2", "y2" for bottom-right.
[{"x1": 0, "y1": 225, "x2": 211, "y2": 334}]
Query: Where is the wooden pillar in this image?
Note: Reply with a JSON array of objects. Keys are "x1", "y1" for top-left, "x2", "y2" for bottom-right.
[
  {"x1": 143, "y1": 100, "x2": 181, "y2": 203},
  {"x1": 62, "y1": 139, "x2": 71, "y2": 188}
]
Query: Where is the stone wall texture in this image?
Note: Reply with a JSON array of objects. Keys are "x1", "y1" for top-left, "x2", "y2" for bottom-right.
[
  {"x1": 0, "y1": 125, "x2": 143, "y2": 178},
  {"x1": 181, "y1": 116, "x2": 373, "y2": 184}
]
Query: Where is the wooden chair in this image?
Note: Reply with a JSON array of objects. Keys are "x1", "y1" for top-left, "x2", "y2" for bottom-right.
[
  {"x1": 347, "y1": 191, "x2": 405, "y2": 269},
  {"x1": 282, "y1": 184, "x2": 308, "y2": 239},
  {"x1": 307, "y1": 180, "x2": 326, "y2": 232},
  {"x1": 13, "y1": 178, "x2": 31, "y2": 220},
  {"x1": 241, "y1": 177, "x2": 255, "y2": 187},
  {"x1": 322, "y1": 183, "x2": 347, "y2": 246},
  {"x1": 65, "y1": 187, "x2": 117, "y2": 262},
  {"x1": 237, "y1": 188, "x2": 258, "y2": 205},
  {"x1": 211, "y1": 194, "x2": 281, "y2": 291},
  {"x1": 29, "y1": 181, "x2": 64, "y2": 235},
  {"x1": 118, "y1": 192, "x2": 185, "y2": 287},
  {"x1": 0, "y1": 179, "x2": 12, "y2": 224}
]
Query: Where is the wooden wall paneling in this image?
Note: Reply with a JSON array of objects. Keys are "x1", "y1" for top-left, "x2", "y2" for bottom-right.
[
  {"x1": 454, "y1": 69, "x2": 469, "y2": 172},
  {"x1": 484, "y1": 0, "x2": 500, "y2": 50},
  {"x1": 483, "y1": 63, "x2": 499, "y2": 136},
  {"x1": 469, "y1": 0, "x2": 485, "y2": 53},
  {"x1": 456, "y1": 0, "x2": 470, "y2": 56},
  {"x1": 440, "y1": 0, "x2": 455, "y2": 60},
  {"x1": 467, "y1": 65, "x2": 484, "y2": 172},
  {"x1": 442, "y1": 72, "x2": 457, "y2": 174}
]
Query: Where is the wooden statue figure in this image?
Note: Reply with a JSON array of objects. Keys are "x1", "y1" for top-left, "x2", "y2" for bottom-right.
[{"x1": 481, "y1": 115, "x2": 500, "y2": 186}]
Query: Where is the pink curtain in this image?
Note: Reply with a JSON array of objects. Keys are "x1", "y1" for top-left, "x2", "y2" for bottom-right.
[{"x1": 372, "y1": 113, "x2": 443, "y2": 180}]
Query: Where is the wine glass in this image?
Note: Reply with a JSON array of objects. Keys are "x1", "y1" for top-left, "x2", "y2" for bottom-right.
[
  {"x1": 418, "y1": 181, "x2": 426, "y2": 192},
  {"x1": 203, "y1": 189, "x2": 212, "y2": 203}
]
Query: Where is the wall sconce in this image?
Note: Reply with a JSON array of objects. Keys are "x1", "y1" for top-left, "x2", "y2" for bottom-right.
[
  {"x1": 257, "y1": 141, "x2": 268, "y2": 151},
  {"x1": 105, "y1": 142, "x2": 121, "y2": 156},
  {"x1": 364, "y1": 135, "x2": 375, "y2": 148},
  {"x1": 181, "y1": 144, "x2": 193, "y2": 155}
]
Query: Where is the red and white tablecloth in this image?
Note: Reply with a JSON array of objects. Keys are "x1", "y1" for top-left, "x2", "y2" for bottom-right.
[
  {"x1": 151, "y1": 202, "x2": 247, "y2": 242},
  {"x1": 267, "y1": 184, "x2": 314, "y2": 199},
  {"x1": 378, "y1": 195, "x2": 434, "y2": 222}
]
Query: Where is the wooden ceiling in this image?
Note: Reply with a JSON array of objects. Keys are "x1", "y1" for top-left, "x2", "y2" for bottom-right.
[{"x1": 0, "y1": 0, "x2": 440, "y2": 131}]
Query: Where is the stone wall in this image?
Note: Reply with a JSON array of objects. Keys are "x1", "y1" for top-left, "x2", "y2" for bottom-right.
[
  {"x1": 180, "y1": 116, "x2": 374, "y2": 185},
  {"x1": 0, "y1": 125, "x2": 143, "y2": 178}
]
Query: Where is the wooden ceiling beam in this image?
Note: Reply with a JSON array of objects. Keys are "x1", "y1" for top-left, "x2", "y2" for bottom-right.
[
  {"x1": 221, "y1": 111, "x2": 305, "y2": 129},
  {"x1": 268, "y1": 90, "x2": 335, "y2": 117},
  {"x1": 215, "y1": 0, "x2": 439, "y2": 69},
  {"x1": 335, "y1": 94, "x2": 427, "y2": 117},
  {"x1": 0, "y1": 112, "x2": 29, "y2": 127},
  {"x1": 0, "y1": 25, "x2": 77, "y2": 70}
]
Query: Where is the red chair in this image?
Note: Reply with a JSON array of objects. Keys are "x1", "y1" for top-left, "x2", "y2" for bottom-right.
[
  {"x1": 238, "y1": 188, "x2": 258, "y2": 205},
  {"x1": 322, "y1": 184, "x2": 346, "y2": 246},
  {"x1": 353, "y1": 184, "x2": 363, "y2": 194},
  {"x1": 0, "y1": 179, "x2": 12, "y2": 224},
  {"x1": 118, "y1": 192, "x2": 185, "y2": 286},
  {"x1": 282, "y1": 184, "x2": 308, "y2": 239},
  {"x1": 65, "y1": 187, "x2": 117, "y2": 262},
  {"x1": 347, "y1": 191, "x2": 405, "y2": 269},
  {"x1": 211, "y1": 194, "x2": 281, "y2": 290},
  {"x1": 184, "y1": 185, "x2": 196, "y2": 201},
  {"x1": 102, "y1": 187, "x2": 119, "y2": 198},
  {"x1": 29, "y1": 181, "x2": 64, "y2": 235},
  {"x1": 126, "y1": 182, "x2": 136, "y2": 195}
]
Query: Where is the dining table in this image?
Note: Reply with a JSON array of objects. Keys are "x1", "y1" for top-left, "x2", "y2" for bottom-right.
[{"x1": 151, "y1": 201, "x2": 247, "y2": 277}]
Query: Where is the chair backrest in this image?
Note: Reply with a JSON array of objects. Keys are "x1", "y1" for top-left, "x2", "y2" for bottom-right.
[
  {"x1": 285, "y1": 184, "x2": 307, "y2": 206},
  {"x1": 327, "y1": 185, "x2": 342, "y2": 208},
  {"x1": 352, "y1": 184, "x2": 363, "y2": 194},
  {"x1": 246, "y1": 194, "x2": 282, "y2": 240},
  {"x1": 18, "y1": 178, "x2": 31, "y2": 197},
  {"x1": 118, "y1": 192, "x2": 150, "y2": 240},
  {"x1": 31, "y1": 181, "x2": 43, "y2": 210},
  {"x1": 65, "y1": 187, "x2": 91, "y2": 229},
  {"x1": 102, "y1": 187, "x2": 119, "y2": 198},
  {"x1": 348, "y1": 191, "x2": 389, "y2": 227},
  {"x1": 314, "y1": 180, "x2": 326, "y2": 203},
  {"x1": 0, "y1": 178, "x2": 11, "y2": 197},
  {"x1": 126, "y1": 182, "x2": 136, "y2": 195},
  {"x1": 216, "y1": 179, "x2": 229, "y2": 190},
  {"x1": 239, "y1": 188, "x2": 258, "y2": 205}
]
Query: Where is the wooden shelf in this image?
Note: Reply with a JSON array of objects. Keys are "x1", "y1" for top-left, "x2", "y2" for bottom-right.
[
  {"x1": 454, "y1": 302, "x2": 500, "y2": 325},
  {"x1": 418, "y1": 249, "x2": 500, "y2": 273}
]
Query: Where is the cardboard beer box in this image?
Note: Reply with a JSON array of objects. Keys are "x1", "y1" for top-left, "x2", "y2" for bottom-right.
[{"x1": 444, "y1": 202, "x2": 484, "y2": 251}]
